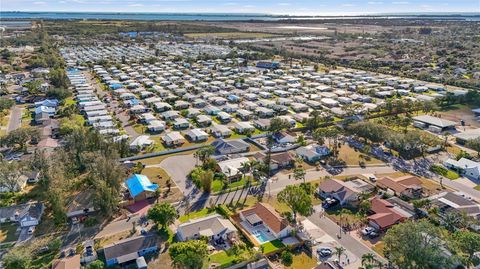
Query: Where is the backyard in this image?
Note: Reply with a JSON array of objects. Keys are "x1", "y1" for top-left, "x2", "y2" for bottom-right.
[{"x1": 261, "y1": 239, "x2": 286, "y2": 254}]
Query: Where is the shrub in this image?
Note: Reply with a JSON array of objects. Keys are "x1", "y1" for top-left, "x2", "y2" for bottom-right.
[{"x1": 280, "y1": 251, "x2": 293, "y2": 266}]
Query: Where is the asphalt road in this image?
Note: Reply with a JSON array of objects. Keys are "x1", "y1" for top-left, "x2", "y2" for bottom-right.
[
  {"x1": 307, "y1": 211, "x2": 387, "y2": 265},
  {"x1": 7, "y1": 106, "x2": 23, "y2": 133}
]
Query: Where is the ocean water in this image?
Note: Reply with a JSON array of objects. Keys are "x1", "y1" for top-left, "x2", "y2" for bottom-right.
[{"x1": 1, "y1": 12, "x2": 479, "y2": 21}]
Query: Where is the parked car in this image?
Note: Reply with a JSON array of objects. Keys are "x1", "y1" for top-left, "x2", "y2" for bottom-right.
[
  {"x1": 317, "y1": 247, "x2": 333, "y2": 257},
  {"x1": 322, "y1": 198, "x2": 338, "y2": 209},
  {"x1": 368, "y1": 231, "x2": 380, "y2": 239},
  {"x1": 28, "y1": 226, "x2": 35, "y2": 234},
  {"x1": 361, "y1": 227, "x2": 376, "y2": 236}
]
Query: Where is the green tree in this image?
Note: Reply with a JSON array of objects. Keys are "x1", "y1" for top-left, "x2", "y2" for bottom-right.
[
  {"x1": 86, "y1": 260, "x2": 105, "y2": 269},
  {"x1": 194, "y1": 146, "x2": 215, "y2": 166},
  {"x1": 169, "y1": 240, "x2": 208, "y2": 269},
  {"x1": 277, "y1": 185, "x2": 313, "y2": 224},
  {"x1": 2, "y1": 248, "x2": 31, "y2": 269},
  {"x1": 280, "y1": 250, "x2": 293, "y2": 266},
  {"x1": 199, "y1": 170, "x2": 213, "y2": 193},
  {"x1": 383, "y1": 220, "x2": 454, "y2": 269},
  {"x1": 0, "y1": 158, "x2": 24, "y2": 192},
  {"x1": 451, "y1": 230, "x2": 480, "y2": 267},
  {"x1": 147, "y1": 202, "x2": 177, "y2": 229}
]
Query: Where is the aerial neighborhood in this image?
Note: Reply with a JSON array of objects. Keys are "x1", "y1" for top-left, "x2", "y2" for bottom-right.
[{"x1": 0, "y1": 11, "x2": 480, "y2": 269}]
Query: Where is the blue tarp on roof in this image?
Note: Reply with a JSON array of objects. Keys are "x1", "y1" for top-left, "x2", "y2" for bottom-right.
[
  {"x1": 110, "y1": 84, "x2": 123, "y2": 90},
  {"x1": 125, "y1": 174, "x2": 158, "y2": 198}
]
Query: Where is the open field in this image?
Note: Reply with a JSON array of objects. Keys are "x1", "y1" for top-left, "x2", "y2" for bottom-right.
[{"x1": 184, "y1": 32, "x2": 280, "y2": 39}]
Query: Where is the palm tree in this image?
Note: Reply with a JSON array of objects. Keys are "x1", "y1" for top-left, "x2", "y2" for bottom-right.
[
  {"x1": 361, "y1": 253, "x2": 376, "y2": 267},
  {"x1": 333, "y1": 246, "x2": 346, "y2": 263}
]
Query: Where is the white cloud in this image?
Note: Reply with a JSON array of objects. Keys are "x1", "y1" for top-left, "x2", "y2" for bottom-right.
[
  {"x1": 278, "y1": 2, "x2": 291, "y2": 6},
  {"x1": 341, "y1": 3, "x2": 355, "y2": 7},
  {"x1": 368, "y1": 1, "x2": 383, "y2": 4},
  {"x1": 128, "y1": 3, "x2": 144, "y2": 6},
  {"x1": 392, "y1": 1, "x2": 409, "y2": 4},
  {"x1": 33, "y1": 1, "x2": 46, "y2": 4}
]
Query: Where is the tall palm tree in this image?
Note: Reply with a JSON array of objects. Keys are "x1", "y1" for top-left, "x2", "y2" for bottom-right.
[{"x1": 333, "y1": 246, "x2": 346, "y2": 263}]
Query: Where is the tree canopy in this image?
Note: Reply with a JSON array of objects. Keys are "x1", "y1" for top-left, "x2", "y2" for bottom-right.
[
  {"x1": 277, "y1": 185, "x2": 313, "y2": 223},
  {"x1": 169, "y1": 240, "x2": 208, "y2": 269},
  {"x1": 147, "y1": 202, "x2": 177, "y2": 229}
]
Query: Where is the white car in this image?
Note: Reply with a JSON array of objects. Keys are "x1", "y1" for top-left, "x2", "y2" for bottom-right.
[{"x1": 361, "y1": 227, "x2": 376, "y2": 236}]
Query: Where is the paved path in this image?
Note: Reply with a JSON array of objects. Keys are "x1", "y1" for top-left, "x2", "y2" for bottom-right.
[{"x1": 7, "y1": 106, "x2": 23, "y2": 133}]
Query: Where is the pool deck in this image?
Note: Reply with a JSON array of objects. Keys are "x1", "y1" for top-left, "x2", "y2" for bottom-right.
[{"x1": 239, "y1": 220, "x2": 276, "y2": 245}]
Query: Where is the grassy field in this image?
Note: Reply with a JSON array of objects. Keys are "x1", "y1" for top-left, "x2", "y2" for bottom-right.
[
  {"x1": 285, "y1": 252, "x2": 318, "y2": 269},
  {"x1": 185, "y1": 32, "x2": 278, "y2": 39},
  {"x1": 0, "y1": 223, "x2": 18, "y2": 243},
  {"x1": 262, "y1": 239, "x2": 285, "y2": 254},
  {"x1": 141, "y1": 167, "x2": 171, "y2": 187},
  {"x1": 209, "y1": 250, "x2": 238, "y2": 268},
  {"x1": 178, "y1": 207, "x2": 217, "y2": 223},
  {"x1": 337, "y1": 144, "x2": 384, "y2": 166},
  {"x1": 475, "y1": 185, "x2": 480, "y2": 191}
]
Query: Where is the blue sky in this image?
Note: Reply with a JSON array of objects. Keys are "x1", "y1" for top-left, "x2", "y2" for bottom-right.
[{"x1": 2, "y1": 0, "x2": 479, "y2": 15}]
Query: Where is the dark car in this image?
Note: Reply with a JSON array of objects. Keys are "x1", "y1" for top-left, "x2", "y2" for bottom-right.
[{"x1": 317, "y1": 247, "x2": 333, "y2": 257}]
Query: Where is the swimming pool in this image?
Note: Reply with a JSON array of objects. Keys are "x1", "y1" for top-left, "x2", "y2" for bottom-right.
[{"x1": 254, "y1": 230, "x2": 270, "y2": 244}]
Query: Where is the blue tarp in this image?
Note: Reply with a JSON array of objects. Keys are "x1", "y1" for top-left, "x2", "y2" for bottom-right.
[{"x1": 125, "y1": 174, "x2": 158, "y2": 198}]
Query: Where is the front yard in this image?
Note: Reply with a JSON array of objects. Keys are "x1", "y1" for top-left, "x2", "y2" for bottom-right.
[{"x1": 285, "y1": 251, "x2": 318, "y2": 269}]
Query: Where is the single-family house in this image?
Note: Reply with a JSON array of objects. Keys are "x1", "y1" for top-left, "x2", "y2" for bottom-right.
[
  {"x1": 412, "y1": 115, "x2": 456, "y2": 133},
  {"x1": 430, "y1": 192, "x2": 480, "y2": 219},
  {"x1": 184, "y1": 128, "x2": 209, "y2": 142},
  {"x1": 367, "y1": 197, "x2": 410, "y2": 231},
  {"x1": 173, "y1": 118, "x2": 190, "y2": 129},
  {"x1": 253, "y1": 151, "x2": 295, "y2": 170},
  {"x1": 239, "y1": 202, "x2": 292, "y2": 244},
  {"x1": 376, "y1": 175, "x2": 423, "y2": 199},
  {"x1": 217, "y1": 157, "x2": 250, "y2": 179},
  {"x1": 196, "y1": 115, "x2": 212, "y2": 127},
  {"x1": 317, "y1": 179, "x2": 361, "y2": 206},
  {"x1": 217, "y1": 112, "x2": 232, "y2": 123},
  {"x1": 129, "y1": 135, "x2": 154, "y2": 151},
  {"x1": 103, "y1": 235, "x2": 158, "y2": 266},
  {"x1": 295, "y1": 144, "x2": 330, "y2": 163},
  {"x1": 163, "y1": 131, "x2": 186, "y2": 146},
  {"x1": 210, "y1": 124, "x2": 232, "y2": 138},
  {"x1": 273, "y1": 131, "x2": 296, "y2": 145},
  {"x1": 66, "y1": 190, "x2": 96, "y2": 219},
  {"x1": 444, "y1": 158, "x2": 480, "y2": 180},
  {"x1": 233, "y1": 122, "x2": 255, "y2": 134},
  {"x1": 176, "y1": 214, "x2": 238, "y2": 242},
  {"x1": 0, "y1": 201, "x2": 44, "y2": 227},
  {"x1": 125, "y1": 174, "x2": 159, "y2": 201},
  {"x1": 211, "y1": 139, "x2": 250, "y2": 155}
]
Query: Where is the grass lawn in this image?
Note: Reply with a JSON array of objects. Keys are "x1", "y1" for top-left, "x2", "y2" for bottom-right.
[
  {"x1": 326, "y1": 207, "x2": 363, "y2": 226},
  {"x1": 209, "y1": 250, "x2": 238, "y2": 268},
  {"x1": 21, "y1": 109, "x2": 33, "y2": 127},
  {"x1": 372, "y1": 241, "x2": 385, "y2": 257},
  {"x1": 265, "y1": 196, "x2": 291, "y2": 214},
  {"x1": 262, "y1": 239, "x2": 286, "y2": 254},
  {"x1": 212, "y1": 177, "x2": 252, "y2": 193},
  {"x1": 0, "y1": 223, "x2": 18, "y2": 243},
  {"x1": 212, "y1": 179, "x2": 224, "y2": 193},
  {"x1": 132, "y1": 123, "x2": 147, "y2": 135},
  {"x1": 337, "y1": 144, "x2": 383, "y2": 166},
  {"x1": 285, "y1": 252, "x2": 318, "y2": 269},
  {"x1": 445, "y1": 170, "x2": 460, "y2": 180},
  {"x1": 179, "y1": 207, "x2": 217, "y2": 223},
  {"x1": 475, "y1": 185, "x2": 480, "y2": 191},
  {"x1": 141, "y1": 167, "x2": 171, "y2": 187}
]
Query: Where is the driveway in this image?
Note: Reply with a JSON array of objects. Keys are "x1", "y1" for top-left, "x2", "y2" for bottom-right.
[{"x1": 7, "y1": 106, "x2": 23, "y2": 133}]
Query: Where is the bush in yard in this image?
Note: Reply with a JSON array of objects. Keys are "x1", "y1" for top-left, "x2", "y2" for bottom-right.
[{"x1": 280, "y1": 251, "x2": 293, "y2": 266}]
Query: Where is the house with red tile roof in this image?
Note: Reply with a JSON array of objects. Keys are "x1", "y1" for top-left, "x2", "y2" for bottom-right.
[
  {"x1": 239, "y1": 202, "x2": 292, "y2": 243},
  {"x1": 367, "y1": 197, "x2": 412, "y2": 230},
  {"x1": 376, "y1": 175, "x2": 423, "y2": 199}
]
